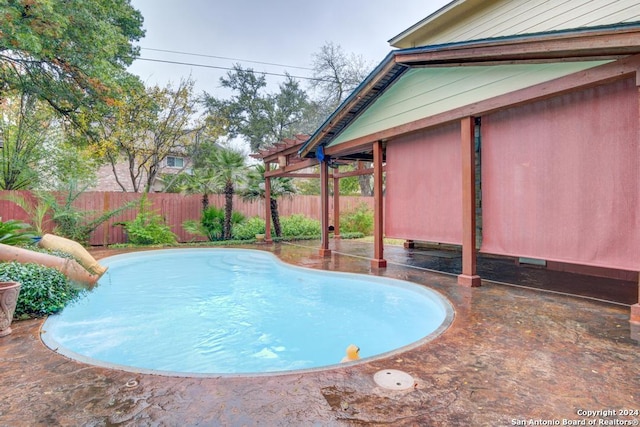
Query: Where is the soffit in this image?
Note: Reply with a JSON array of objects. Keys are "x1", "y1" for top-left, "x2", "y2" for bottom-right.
[{"x1": 327, "y1": 60, "x2": 610, "y2": 148}]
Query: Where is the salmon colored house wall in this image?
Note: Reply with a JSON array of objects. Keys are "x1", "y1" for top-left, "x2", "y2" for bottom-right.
[
  {"x1": 385, "y1": 122, "x2": 463, "y2": 244},
  {"x1": 481, "y1": 77, "x2": 640, "y2": 271}
]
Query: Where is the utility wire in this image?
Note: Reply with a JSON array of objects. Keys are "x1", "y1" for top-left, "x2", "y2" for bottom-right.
[
  {"x1": 136, "y1": 57, "x2": 331, "y2": 82},
  {"x1": 141, "y1": 47, "x2": 314, "y2": 71}
]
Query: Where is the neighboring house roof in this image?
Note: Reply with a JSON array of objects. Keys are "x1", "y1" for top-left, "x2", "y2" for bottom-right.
[
  {"x1": 298, "y1": 23, "x2": 640, "y2": 159},
  {"x1": 389, "y1": 0, "x2": 640, "y2": 48}
]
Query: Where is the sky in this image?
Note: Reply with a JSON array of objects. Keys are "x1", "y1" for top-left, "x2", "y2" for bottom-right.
[{"x1": 127, "y1": 0, "x2": 451, "y2": 99}]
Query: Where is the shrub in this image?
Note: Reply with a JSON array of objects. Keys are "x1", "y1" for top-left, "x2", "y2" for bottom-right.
[
  {"x1": 200, "y1": 207, "x2": 245, "y2": 241},
  {"x1": 339, "y1": 232, "x2": 365, "y2": 239},
  {"x1": 0, "y1": 219, "x2": 37, "y2": 246},
  {"x1": 232, "y1": 216, "x2": 266, "y2": 240},
  {"x1": 124, "y1": 196, "x2": 176, "y2": 245},
  {"x1": 281, "y1": 214, "x2": 321, "y2": 237},
  {"x1": 0, "y1": 262, "x2": 86, "y2": 318},
  {"x1": 341, "y1": 203, "x2": 374, "y2": 235},
  {"x1": 201, "y1": 206, "x2": 224, "y2": 241}
]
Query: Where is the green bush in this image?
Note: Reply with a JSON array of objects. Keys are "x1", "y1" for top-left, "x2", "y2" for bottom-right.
[
  {"x1": 124, "y1": 196, "x2": 176, "y2": 245},
  {"x1": 0, "y1": 220, "x2": 37, "y2": 246},
  {"x1": 201, "y1": 206, "x2": 224, "y2": 240},
  {"x1": 0, "y1": 262, "x2": 86, "y2": 318},
  {"x1": 232, "y1": 216, "x2": 266, "y2": 240},
  {"x1": 125, "y1": 214, "x2": 177, "y2": 245},
  {"x1": 341, "y1": 203, "x2": 374, "y2": 235},
  {"x1": 338, "y1": 232, "x2": 365, "y2": 239},
  {"x1": 281, "y1": 214, "x2": 321, "y2": 237},
  {"x1": 199, "y1": 207, "x2": 246, "y2": 241}
]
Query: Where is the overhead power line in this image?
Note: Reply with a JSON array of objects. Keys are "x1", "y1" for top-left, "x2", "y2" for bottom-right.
[
  {"x1": 136, "y1": 57, "x2": 330, "y2": 82},
  {"x1": 141, "y1": 47, "x2": 314, "y2": 71}
]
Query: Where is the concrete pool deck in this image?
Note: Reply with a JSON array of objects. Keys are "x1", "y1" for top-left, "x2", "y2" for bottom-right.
[{"x1": 1, "y1": 241, "x2": 639, "y2": 426}]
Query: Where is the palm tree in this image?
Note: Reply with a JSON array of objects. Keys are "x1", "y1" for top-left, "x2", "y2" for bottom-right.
[
  {"x1": 242, "y1": 164, "x2": 296, "y2": 237},
  {"x1": 211, "y1": 147, "x2": 247, "y2": 240},
  {"x1": 172, "y1": 168, "x2": 218, "y2": 213}
]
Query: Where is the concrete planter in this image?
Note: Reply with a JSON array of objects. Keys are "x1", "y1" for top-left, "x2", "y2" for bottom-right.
[{"x1": 0, "y1": 281, "x2": 21, "y2": 337}]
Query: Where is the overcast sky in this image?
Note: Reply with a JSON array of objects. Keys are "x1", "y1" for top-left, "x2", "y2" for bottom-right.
[{"x1": 127, "y1": 0, "x2": 451, "y2": 98}]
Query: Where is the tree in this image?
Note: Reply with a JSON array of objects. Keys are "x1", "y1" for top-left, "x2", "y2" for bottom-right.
[
  {"x1": 203, "y1": 65, "x2": 319, "y2": 152},
  {"x1": 0, "y1": 91, "x2": 97, "y2": 190},
  {"x1": 242, "y1": 164, "x2": 296, "y2": 237},
  {"x1": 0, "y1": 0, "x2": 144, "y2": 123},
  {"x1": 210, "y1": 146, "x2": 247, "y2": 240},
  {"x1": 0, "y1": 91, "x2": 51, "y2": 189},
  {"x1": 99, "y1": 77, "x2": 201, "y2": 192},
  {"x1": 309, "y1": 42, "x2": 375, "y2": 196},
  {"x1": 310, "y1": 42, "x2": 373, "y2": 112},
  {"x1": 173, "y1": 167, "x2": 218, "y2": 212}
]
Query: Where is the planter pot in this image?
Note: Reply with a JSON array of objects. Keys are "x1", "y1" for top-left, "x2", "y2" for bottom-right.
[
  {"x1": 255, "y1": 234, "x2": 266, "y2": 243},
  {"x1": 0, "y1": 281, "x2": 21, "y2": 337}
]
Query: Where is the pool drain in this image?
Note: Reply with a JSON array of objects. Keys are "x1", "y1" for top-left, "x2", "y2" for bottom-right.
[
  {"x1": 373, "y1": 369, "x2": 415, "y2": 390},
  {"x1": 124, "y1": 379, "x2": 139, "y2": 388}
]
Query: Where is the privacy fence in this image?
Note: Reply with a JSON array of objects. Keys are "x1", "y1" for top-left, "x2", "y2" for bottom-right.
[{"x1": 0, "y1": 191, "x2": 373, "y2": 246}]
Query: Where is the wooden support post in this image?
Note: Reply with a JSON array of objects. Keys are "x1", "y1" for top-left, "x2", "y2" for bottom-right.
[
  {"x1": 632, "y1": 72, "x2": 640, "y2": 325},
  {"x1": 264, "y1": 163, "x2": 273, "y2": 244},
  {"x1": 631, "y1": 301, "x2": 640, "y2": 324},
  {"x1": 319, "y1": 159, "x2": 331, "y2": 257},
  {"x1": 333, "y1": 176, "x2": 341, "y2": 239},
  {"x1": 458, "y1": 116, "x2": 481, "y2": 287},
  {"x1": 371, "y1": 140, "x2": 387, "y2": 269}
]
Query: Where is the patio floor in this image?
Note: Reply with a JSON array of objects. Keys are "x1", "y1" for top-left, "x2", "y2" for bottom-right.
[{"x1": 1, "y1": 240, "x2": 638, "y2": 426}]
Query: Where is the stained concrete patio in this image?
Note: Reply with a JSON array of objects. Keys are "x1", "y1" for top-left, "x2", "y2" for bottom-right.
[{"x1": 1, "y1": 240, "x2": 639, "y2": 426}]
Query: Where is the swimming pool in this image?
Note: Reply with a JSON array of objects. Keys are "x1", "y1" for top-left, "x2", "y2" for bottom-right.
[{"x1": 42, "y1": 248, "x2": 453, "y2": 376}]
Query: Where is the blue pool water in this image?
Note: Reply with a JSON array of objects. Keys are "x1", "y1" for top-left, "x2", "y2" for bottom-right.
[{"x1": 42, "y1": 249, "x2": 453, "y2": 375}]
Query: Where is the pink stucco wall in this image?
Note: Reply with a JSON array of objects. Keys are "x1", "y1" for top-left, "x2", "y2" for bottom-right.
[
  {"x1": 385, "y1": 122, "x2": 463, "y2": 244},
  {"x1": 481, "y1": 77, "x2": 639, "y2": 271}
]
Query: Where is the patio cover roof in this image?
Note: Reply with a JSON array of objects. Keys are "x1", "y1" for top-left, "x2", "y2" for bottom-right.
[
  {"x1": 327, "y1": 61, "x2": 609, "y2": 148},
  {"x1": 298, "y1": 23, "x2": 640, "y2": 159}
]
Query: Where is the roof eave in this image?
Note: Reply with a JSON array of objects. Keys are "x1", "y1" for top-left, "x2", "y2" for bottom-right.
[
  {"x1": 298, "y1": 51, "x2": 407, "y2": 158},
  {"x1": 300, "y1": 23, "x2": 640, "y2": 159}
]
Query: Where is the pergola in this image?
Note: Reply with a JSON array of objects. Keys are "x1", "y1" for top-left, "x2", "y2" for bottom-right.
[{"x1": 251, "y1": 134, "x2": 382, "y2": 262}]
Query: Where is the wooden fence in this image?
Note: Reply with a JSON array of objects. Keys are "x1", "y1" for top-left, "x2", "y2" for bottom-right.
[{"x1": 0, "y1": 191, "x2": 373, "y2": 246}]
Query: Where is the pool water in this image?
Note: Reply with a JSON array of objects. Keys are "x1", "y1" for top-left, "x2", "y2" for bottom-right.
[{"x1": 42, "y1": 249, "x2": 453, "y2": 375}]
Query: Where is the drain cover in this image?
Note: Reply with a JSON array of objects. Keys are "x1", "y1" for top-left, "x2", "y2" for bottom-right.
[{"x1": 373, "y1": 369, "x2": 415, "y2": 390}]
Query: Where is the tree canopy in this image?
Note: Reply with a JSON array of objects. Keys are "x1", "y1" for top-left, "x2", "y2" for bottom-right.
[
  {"x1": 202, "y1": 65, "x2": 320, "y2": 153},
  {"x1": 309, "y1": 41, "x2": 373, "y2": 112},
  {"x1": 0, "y1": 0, "x2": 144, "y2": 120},
  {"x1": 96, "y1": 77, "x2": 201, "y2": 192}
]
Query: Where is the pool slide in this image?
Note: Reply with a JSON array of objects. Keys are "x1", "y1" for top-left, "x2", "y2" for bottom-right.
[
  {"x1": 38, "y1": 234, "x2": 107, "y2": 276},
  {"x1": 0, "y1": 236, "x2": 107, "y2": 287}
]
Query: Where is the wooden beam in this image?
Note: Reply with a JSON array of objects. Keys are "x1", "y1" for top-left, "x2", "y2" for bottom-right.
[
  {"x1": 299, "y1": 59, "x2": 402, "y2": 158},
  {"x1": 277, "y1": 173, "x2": 320, "y2": 179},
  {"x1": 394, "y1": 29, "x2": 640, "y2": 65},
  {"x1": 333, "y1": 167, "x2": 374, "y2": 178},
  {"x1": 371, "y1": 140, "x2": 386, "y2": 269},
  {"x1": 264, "y1": 158, "x2": 318, "y2": 177},
  {"x1": 457, "y1": 117, "x2": 480, "y2": 287}
]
